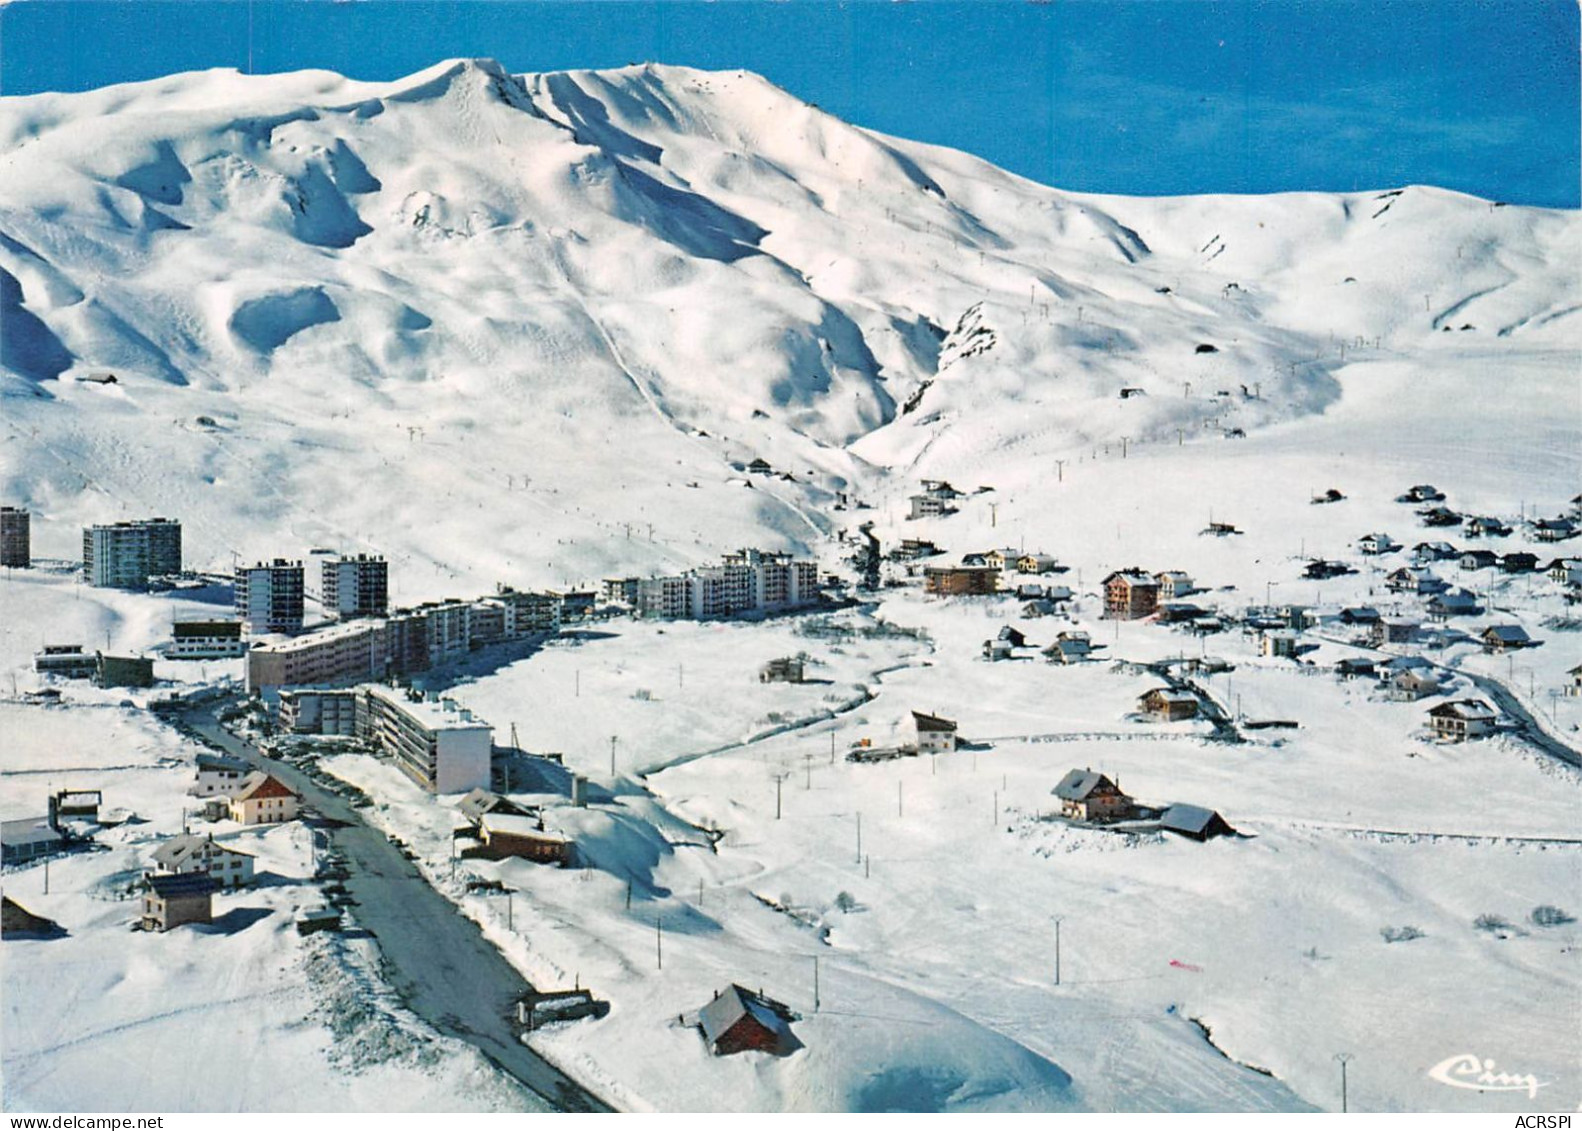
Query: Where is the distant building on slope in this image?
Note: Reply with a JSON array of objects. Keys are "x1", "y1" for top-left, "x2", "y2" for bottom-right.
[
  {"x1": 321, "y1": 553, "x2": 389, "y2": 619},
  {"x1": 0, "y1": 506, "x2": 30, "y2": 568},
  {"x1": 1159, "y1": 804, "x2": 1235, "y2": 841},
  {"x1": 1053, "y1": 769, "x2": 1131, "y2": 822},
  {"x1": 635, "y1": 549, "x2": 819, "y2": 621},
  {"x1": 1103, "y1": 570, "x2": 1160, "y2": 620},
  {"x1": 923, "y1": 564, "x2": 1000, "y2": 597},
  {"x1": 696, "y1": 985, "x2": 798, "y2": 1057},
  {"x1": 82, "y1": 518, "x2": 182, "y2": 589},
  {"x1": 910, "y1": 711, "x2": 958, "y2": 754},
  {"x1": 1139, "y1": 688, "x2": 1198, "y2": 722},
  {"x1": 1427, "y1": 699, "x2": 1498, "y2": 741}
]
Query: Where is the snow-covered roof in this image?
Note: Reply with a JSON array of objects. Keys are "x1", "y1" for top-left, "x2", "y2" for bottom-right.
[
  {"x1": 481, "y1": 812, "x2": 565, "y2": 842},
  {"x1": 152, "y1": 833, "x2": 252, "y2": 869},
  {"x1": 1429, "y1": 699, "x2": 1496, "y2": 721},
  {"x1": 232, "y1": 772, "x2": 298, "y2": 803},
  {"x1": 698, "y1": 985, "x2": 793, "y2": 1051},
  {"x1": 1, "y1": 818, "x2": 64, "y2": 851},
  {"x1": 1482, "y1": 624, "x2": 1531, "y2": 642},
  {"x1": 1159, "y1": 804, "x2": 1230, "y2": 836},
  {"x1": 1053, "y1": 769, "x2": 1119, "y2": 801},
  {"x1": 145, "y1": 872, "x2": 219, "y2": 898},
  {"x1": 195, "y1": 753, "x2": 249, "y2": 774}
]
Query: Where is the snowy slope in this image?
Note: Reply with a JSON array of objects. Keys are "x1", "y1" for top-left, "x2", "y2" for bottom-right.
[{"x1": 1, "y1": 60, "x2": 1575, "y2": 596}]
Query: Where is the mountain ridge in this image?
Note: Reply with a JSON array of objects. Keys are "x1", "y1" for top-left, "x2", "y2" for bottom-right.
[{"x1": 1, "y1": 59, "x2": 1575, "y2": 583}]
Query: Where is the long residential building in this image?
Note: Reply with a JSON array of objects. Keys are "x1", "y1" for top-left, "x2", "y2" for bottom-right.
[
  {"x1": 636, "y1": 549, "x2": 819, "y2": 621},
  {"x1": 169, "y1": 618, "x2": 246, "y2": 659},
  {"x1": 281, "y1": 686, "x2": 492, "y2": 794},
  {"x1": 236, "y1": 560, "x2": 305, "y2": 634},
  {"x1": 358, "y1": 686, "x2": 492, "y2": 794},
  {"x1": 82, "y1": 518, "x2": 181, "y2": 589},
  {"x1": 246, "y1": 588, "x2": 563, "y2": 695},
  {"x1": 247, "y1": 619, "x2": 393, "y2": 694},
  {"x1": 1, "y1": 506, "x2": 30, "y2": 568}
]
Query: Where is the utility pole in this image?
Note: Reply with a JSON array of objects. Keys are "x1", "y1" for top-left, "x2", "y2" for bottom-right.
[
  {"x1": 626, "y1": 877, "x2": 633, "y2": 910},
  {"x1": 805, "y1": 751, "x2": 812, "y2": 789},
  {"x1": 897, "y1": 781, "x2": 903, "y2": 818},
  {"x1": 989, "y1": 502, "x2": 998, "y2": 528},
  {"x1": 1053, "y1": 916, "x2": 1063, "y2": 985},
  {"x1": 656, "y1": 915, "x2": 663, "y2": 970},
  {"x1": 855, "y1": 812, "x2": 862, "y2": 862},
  {"x1": 1335, "y1": 1052, "x2": 1353, "y2": 1113},
  {"x1": 813, "y1": 955, "x2": 820, "y2": 1011},
  {"x1": 1054, "y1": 459, "x2": 1066, "y2": 483},
  {"x1": 610, "y1": 735, "x2": 618, "y2": 777},
  {"x1": 993, "y1": 790, "x2": 998, "y2": 826},
  {"x1": 773, "y1": 772, "x2": 788, "y2": 819}
]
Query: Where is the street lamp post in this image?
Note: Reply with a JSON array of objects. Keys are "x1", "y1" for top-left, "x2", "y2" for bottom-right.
[{"x1": 1335, "y1": 1053, "x2": 1353, "y2": 1113}]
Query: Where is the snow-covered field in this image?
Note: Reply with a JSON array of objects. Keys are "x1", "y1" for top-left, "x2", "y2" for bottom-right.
[{"x1": 2, "y1": 58, "x2": 1578, "y2": 1112}]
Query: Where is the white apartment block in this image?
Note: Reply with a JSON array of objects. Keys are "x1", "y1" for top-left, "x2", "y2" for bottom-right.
[
  {"x1": 638, "y1": 574, "x2": 693, "y2": 619},
  {"x1": 82, "y1": 518, "x2": 182, "y2": 589},
  {"x1": 278, "y1": 687, "x2": 359, "y2": 735},
  {"x1": 638, "y1": 549, "x2": 820, "y2": 621},
  {"x1": 236, "y1": 559, "x2": 305, "y2": 634},
  {"x1": 358, "y1": 685, "x2": 493, "y2": 794},
  {"x1": 322, "y1": 553, "x2": 388, "y2": 618}
]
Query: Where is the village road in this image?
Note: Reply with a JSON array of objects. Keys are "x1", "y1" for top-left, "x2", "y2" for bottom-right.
[{"x1": 177, "y1": 702, "x2": 613, "y2": 1112}]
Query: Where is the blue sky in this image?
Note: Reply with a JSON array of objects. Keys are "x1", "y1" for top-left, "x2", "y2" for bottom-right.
[{"x1": 2, "y1": 0, "x2": 1577, "y2": 207}]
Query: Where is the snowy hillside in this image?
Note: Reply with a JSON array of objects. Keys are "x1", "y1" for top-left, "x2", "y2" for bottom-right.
[{"x1": 1, "y1": 59, "x2": 1575, "y2": 594}]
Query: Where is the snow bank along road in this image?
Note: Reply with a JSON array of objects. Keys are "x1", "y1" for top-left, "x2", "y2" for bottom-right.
[{"x1": 175, "y1": 701, "x2": 612, "y2": 1113}]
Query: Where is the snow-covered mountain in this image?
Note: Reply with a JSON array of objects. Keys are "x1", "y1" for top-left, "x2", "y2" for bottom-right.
[{"x1": 0, "y1": 59, "x2": 1576, "y2": 590}]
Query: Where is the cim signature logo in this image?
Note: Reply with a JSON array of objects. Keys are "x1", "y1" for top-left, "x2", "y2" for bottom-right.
[{"x1": 1428, "y1": 1053, "x2": 1548, "y2": 1099}]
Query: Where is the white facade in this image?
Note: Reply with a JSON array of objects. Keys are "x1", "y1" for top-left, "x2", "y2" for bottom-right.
[
  {"x1": 236, "y1": 560, "x2": 305, "y2": 634},
  {"x1": 152, "y1": 834, "x2": 255, "y2": 887},
  {"x1": 279, "y1": 688, "x2": 358, "y2": 735},
  {"x1": 82, "y1": 518, "x2": 182, "y2": 589},
  {"x1": 323, "y1": 554, "x2": 389, "y2": 618},
  {"x1": 359, "y1": 685, "x2": 492, "y2": 794},
  {"x1": 189, "y1": 755, "x2": 251, "y2": 797},
  {"x1": 228, "y1": 772, "x2": 301, "y2": 825}
]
